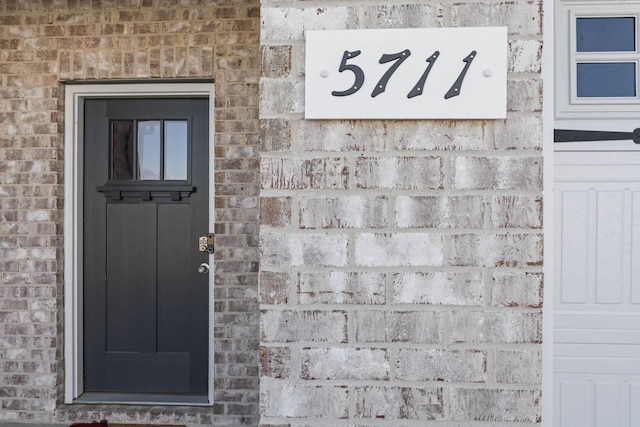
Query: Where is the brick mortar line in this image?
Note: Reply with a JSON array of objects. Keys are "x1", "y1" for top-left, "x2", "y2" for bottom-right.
[
  {"x1": 258, "y1": 189, "x2": 543, "y2": 195},
  {"x1": 258, "y1": 343, "x2": 545, "y2": 352},
  {"x1": 258, "y1": 266, "x2": 544, "y2": 272},
  {"x1": 258, "y1": 228, "x2": 544, "y2": 234},
  {"x1": 258, "y1": 304, "x2": 543, "y2": 312},
  {"x1": 257, "y1": 148, "x2": 543, "y2": 157},
  {"x1": 259, "y1": 376, "x2": 542, "y2": 389}
]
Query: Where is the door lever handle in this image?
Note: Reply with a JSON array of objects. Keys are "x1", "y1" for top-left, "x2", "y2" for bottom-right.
[
  {"x1": 197, "y1": 262, "x2": 210, "y2": 274},
  {"x1": 554, "y1": 128, "x2": 640, "y2": 144}
]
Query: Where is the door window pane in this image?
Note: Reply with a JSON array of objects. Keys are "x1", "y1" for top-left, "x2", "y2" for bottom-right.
[
  {"x1": 577, "y1": 62, "x2": 636, "y2": 97},
  {"x1": 164, "y1": 121, "x2": 188, "y2": 180},
  {"x1": 577, "y1": 17, "x2": 636, "y2": 52},
  {"x1": 111, "y1": 121, "x2": 134, "y2": 180},
  {"x1": 138, "y1": 121, "x2": 161, "y2": 180}
]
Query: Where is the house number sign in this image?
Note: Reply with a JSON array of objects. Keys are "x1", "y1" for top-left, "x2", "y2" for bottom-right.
[{"x1": 305, "y1": 27, "x2": 507, "y2": 119}]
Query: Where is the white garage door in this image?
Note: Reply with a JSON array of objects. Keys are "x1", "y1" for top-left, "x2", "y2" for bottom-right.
[
  {"x1": 554, "y1": 2, "x2": 640, "y2": 425},
  {"x1": 555, "y1": 152, "x2": 640, "y2": 426}
]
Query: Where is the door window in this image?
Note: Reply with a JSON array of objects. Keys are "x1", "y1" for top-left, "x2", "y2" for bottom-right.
[
  {"x1": 111, "y1": 119, "x2": 188, "y2": 181},
  {"x1": 575, "y1": 17, "x2": 637, "y2": 98},
  {"x1": 555, "y1": 3, "x2": 640, "y2": 120}
]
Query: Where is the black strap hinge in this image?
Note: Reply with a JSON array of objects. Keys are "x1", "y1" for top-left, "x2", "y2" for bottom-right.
[{"x1": 554, "y1": 128, "x2": 640, "y2": 144}]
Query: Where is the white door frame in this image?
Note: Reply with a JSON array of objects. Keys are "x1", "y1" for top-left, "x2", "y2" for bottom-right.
[
  {"x1": 63, "y1": 82, "x2": 215, "y2": 405},
  {"x1": 542, "y1": 0, "x2": 555, "y2": 424}
]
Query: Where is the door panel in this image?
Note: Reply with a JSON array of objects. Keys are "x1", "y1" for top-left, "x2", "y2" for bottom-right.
[
  {"x1": 554, "y1": 151, "x2": 640, "y2": 426},
  {"x1": 157, "y1": 204, "x2": 192, "y2": 352},
  {"x1": 557, "y1": 379, "x2": 640, "y2": 427},
  {"x1": 83, "y1": 98, "x2": 209, "y2": 396},
  {"x1": 105, "y1": 203, "x2": 157, "y2": 352}
]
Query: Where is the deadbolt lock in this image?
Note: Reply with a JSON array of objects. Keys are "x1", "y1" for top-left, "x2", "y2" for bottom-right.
[{"x1": 198, "y1": 233, "x2": 215, "y2": 254}]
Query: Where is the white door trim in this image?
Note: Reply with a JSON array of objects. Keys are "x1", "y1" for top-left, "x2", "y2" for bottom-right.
[
  {"x1": 63, "y1": 82, "x2": 215, "y2": 405},
  {"x1": 542, "y1": 0, "x2": 555, "y2": 424}
]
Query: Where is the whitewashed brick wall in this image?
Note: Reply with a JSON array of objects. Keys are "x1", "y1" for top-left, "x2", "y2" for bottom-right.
[{"x1": 258, "y1": 0, "x2": 543, "y2": 425}]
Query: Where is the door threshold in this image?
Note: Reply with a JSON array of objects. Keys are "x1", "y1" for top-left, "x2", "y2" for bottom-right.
[{"x1": 75, "y1": 392, "x2": 210, "y2": 406}]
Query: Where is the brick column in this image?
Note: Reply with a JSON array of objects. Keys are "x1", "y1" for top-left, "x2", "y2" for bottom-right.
[{"x1": 258, "y1": 1, "x2": 543, "y2": 425}]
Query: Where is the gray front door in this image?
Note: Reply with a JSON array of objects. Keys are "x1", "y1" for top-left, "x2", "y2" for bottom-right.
[{"x1": 83, "y1": 98, "x2": 209, "y2": 396}]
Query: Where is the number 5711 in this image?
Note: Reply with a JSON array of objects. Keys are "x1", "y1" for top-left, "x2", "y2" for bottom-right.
[{"x1": 331, "y1": 49, "x2": 477, "y2": 100}]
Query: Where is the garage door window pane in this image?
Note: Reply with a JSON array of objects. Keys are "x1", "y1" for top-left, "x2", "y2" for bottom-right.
[
  {"x1": 577, "y1": 17, "x2": 635, "y2": 52},
  {"x1": 577, "y1": 63, "x2": 636, "y2": 97}
]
